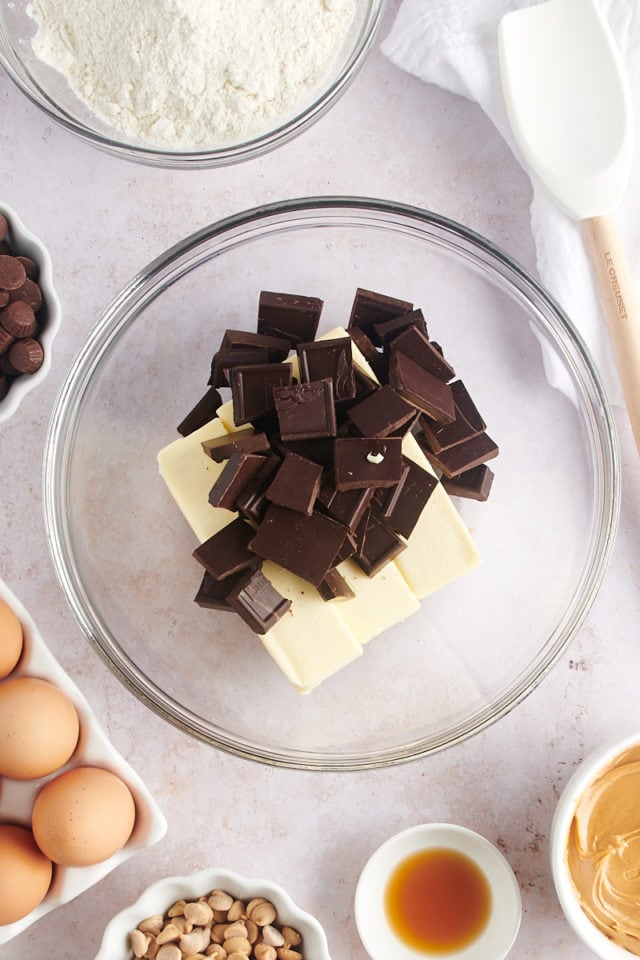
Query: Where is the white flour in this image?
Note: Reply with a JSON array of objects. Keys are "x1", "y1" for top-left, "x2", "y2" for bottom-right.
[{"x1": 29, "y1": 0, "x2": 355, "y2": 148}]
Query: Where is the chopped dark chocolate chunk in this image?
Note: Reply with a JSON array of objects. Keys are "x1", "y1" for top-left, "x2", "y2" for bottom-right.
[
  {"x1": 230, "y1": 362, "x2": 293, "y2": 425},
  {"x1": 375, "y1": 459, "x2": 438, "y2": 539},
  {"x1": 353, "y1": 367, "x2": 379, "y2": 401},
  {"x1": 374, "y1": 308, "x2": 429, "y2": 348},
  {"x1": 208, "y1": 453, "x2": 268, "y2": 510},
  {"x1": 226, "y1": 567, "x2": 292, "y2": 634},
  {"x1": 318, "y1": 477, "x2": 374, "y2": 532},
  {"x1": 177, "y1": 386, "x2": 223, "y2": 437},
  {"x1": 220, "y1": 328, "x2": 291, "y2": 362},
  {"x1": 234, "y1": 453, "x2": 283, "y2": 523},
  {"x1": 258, "y1": 291, "x2": 323, "y2": 345},
  {"x1": 347, "y1": 384, "x2": 416, "y2": 438},
  {"x1": 296, "y1": 338, "x2": 356, "y2": 401},
  {"x1": 390, "y1": 325, "x2": 455, "y2": 382},
  {"x1": 318, "y1": 568, "x2": 355, "y2": 602},
  {"x1": 333, "y1": 437, "x2": 403, "y2": 491},
  {"x1": 353, "y1": 511, "x2": 406, "y2": 576},
  {"x1": 348, "y1": 326, "x2": 381, "y2": 367},
  {"x1": 422, "y1": 431, "x2": 499, "y2": 478},
  {"x1": 249, "y1": 503, "x2": 348, "y2": 587},
  {"x1": 348, "y1": 288, "x2": 413, "y2": 345},
  {"x1": 273, "y1": 378, "x2": 337, "y2": 441},
  {"x1": 442, "y1": 463, "x2": 495, "y2": 501},
  {"x1": 265, "y1": 451, "x2": 323, "y2": 516},
  {"x1": 420, "y1": 379, "x2": 486, "y2": 453},
  {"x1": 193, "y1": 518, "x2": 258, "y2": 580},
  {"x1": 273, "y1": 435, "x2": 336, "y2": 468},
  {"x1": 202, "y1": 428, "x2": 270, "y2": 462},
  {"x1": 209, "y1": 347, "x2": 271, "y2": 388},
  {"x1": 194, "y1": 571, "x2": 239, "y2": 610},
  {"x1": 388, "y1": 350, "x2": 455, "y2": 423},
  {"x1": 335, "y1": 529, "x2": 358, "y2": 564}
]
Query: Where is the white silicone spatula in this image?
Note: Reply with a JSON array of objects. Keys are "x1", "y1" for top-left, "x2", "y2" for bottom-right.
[{"x1": 499, "y1": 0, "x2": 640, "y2": 450}]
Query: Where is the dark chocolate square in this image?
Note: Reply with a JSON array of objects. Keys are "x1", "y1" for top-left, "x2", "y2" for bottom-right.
[
  {"x1": 347, "y1": 384, "x2": 416, "y2": 437},
  {"x1": 353, "y1": 511, "x2": 406, "y2": 576},
  {"x1": 333, "y1": 437, "x2": 403, "y2": 490},
  {"x1": 249, "y1": 504, "x2": 348, "y2": 587},
  {"x1": 390, "y1": 326, "x2": 455, "y2": 382},
  {"x1": 348, "y1": 288, "x2": 413, "y2": 345},
  {"x1": 273, "y1": 378, "x2": 337, "y2": 441},
  {"x1": 265, "y1": 452, "x2": 323, "y2": 516},
  {"x1": 258, "y1": 291, "x2": 323, "y2": 345},
  {"x1": 226, "y1": 567, "x2": 292, "y2": 634},
  {"x1": 296, "y1": 338, "x2": 356, "y2": 401},
  {"x1": 388, "y1": 350, "x2": 455, "y2": 423},
  {"x1": 202, "y1": 428, "x2": 271, "y2": 463},
  {"x1": 177, "y1": 386, "x2": 222, "y2": 437},
  {"x1": 208, "y1": 453, "x2": 268, "y2": 510},
  {"x1": 193, "y1": 518, "x2": 258, "y2": 580},
  {"x1": 229, "y1": 363, "x2": 293, "y2": 425}
]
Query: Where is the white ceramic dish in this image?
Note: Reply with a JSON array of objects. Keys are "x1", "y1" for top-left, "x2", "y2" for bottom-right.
[
  {"x1": 0, "y1": 201, "x2": 61, "y2": 424},
  {"x1": 0, "y1": 578, "x2": 167, "y2": 945},
  {"x1": 355, "y1": 823, "x2": 522, "y2": 960},
  {"x1": 94, "y1": 865, "x2": 332, "y2": 960},
  {"x1": 550, "y1": 729, "x2": 640, "y2": 960}
]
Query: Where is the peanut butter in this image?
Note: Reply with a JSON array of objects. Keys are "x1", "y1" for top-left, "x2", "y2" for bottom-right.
[{"x1": 567, "y1": 745, "x2": 640, "y2": 955}]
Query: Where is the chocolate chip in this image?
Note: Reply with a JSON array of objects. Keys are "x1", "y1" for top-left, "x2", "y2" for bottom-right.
[
  {"x1": 1, "y1": 301, "x2": 37, "y2": 339},
  {"x1": 8, "y1": 337, "x2": 44, "y2": 374},
  {"x1": 0, "y1": 255, "x2": 26, "y2": 291}
]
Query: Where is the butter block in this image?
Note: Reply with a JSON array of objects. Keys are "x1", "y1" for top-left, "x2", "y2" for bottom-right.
[
  {"x1": 261, "y1": 562, "x2": 362, "y2": 693},
  {"x1": 336, "y1": 559, "x2": 420, "y2": 644},
  {"x1": 157, "y1": 417, "x2": 236, "y2": 543},
  {"x1": 396, "y1": 434, "x2": 481, "y2": 598}
]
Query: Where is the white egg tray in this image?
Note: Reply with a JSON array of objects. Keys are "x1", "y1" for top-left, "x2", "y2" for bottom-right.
[{"x1": 0, "y1": 578, "x2": 167, "y2": 945}]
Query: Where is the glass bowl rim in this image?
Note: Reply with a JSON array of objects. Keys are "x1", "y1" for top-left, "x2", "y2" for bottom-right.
[
  {"x1": 43, "y1": 195, "x2": 621, "y2": 771},
  {"x1": 0, "y1": 2, "x2": 385, "y2": 167}
]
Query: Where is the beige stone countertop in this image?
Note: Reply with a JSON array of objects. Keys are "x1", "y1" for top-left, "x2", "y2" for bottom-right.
[{"x1": 2, "y1": 3, "x2": 640, "y2": 958}]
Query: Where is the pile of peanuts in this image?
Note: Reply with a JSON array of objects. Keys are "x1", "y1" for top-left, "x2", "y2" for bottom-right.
[{"x1": 129, "y1": 888, "x2": 305, "y2": 960}]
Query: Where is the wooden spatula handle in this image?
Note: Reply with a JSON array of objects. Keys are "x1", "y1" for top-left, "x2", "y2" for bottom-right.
[{"x1": 583, "y1": 213, "x2": 640, "y2": 452}]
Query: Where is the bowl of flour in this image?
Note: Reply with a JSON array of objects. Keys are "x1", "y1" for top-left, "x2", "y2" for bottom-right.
[{"x1": 0, "y1": 0, "x2": 383, "y2": 166}]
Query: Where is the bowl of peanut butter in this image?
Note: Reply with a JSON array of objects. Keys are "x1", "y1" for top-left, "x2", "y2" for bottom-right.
[{"x1": 551, "y1": 730, "x2": 640, "y2": 959}]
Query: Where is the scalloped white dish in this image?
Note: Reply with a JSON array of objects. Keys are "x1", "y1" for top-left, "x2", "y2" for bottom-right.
[
  {"x1": 95, "y1": 866, "x2": 331, "y2": 960},
  {"x1": 0, "y1": 201, "x2": 62, "y2": 424},
  {"x1": 0, "y1": 577, "x2": 167, "y2": 945}
]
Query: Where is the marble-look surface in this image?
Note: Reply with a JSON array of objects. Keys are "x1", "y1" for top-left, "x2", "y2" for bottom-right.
[{"x1": 2, "y1": 3, "x2": 640, "y2": 958}]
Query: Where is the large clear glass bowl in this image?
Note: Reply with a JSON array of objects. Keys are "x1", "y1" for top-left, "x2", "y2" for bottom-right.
[
  {"x1": 43, "y1": 197, "x2": 620, "y2": 770},
  {"x1": 0, "y1": 1, "x2": 383, "y2": 167}
]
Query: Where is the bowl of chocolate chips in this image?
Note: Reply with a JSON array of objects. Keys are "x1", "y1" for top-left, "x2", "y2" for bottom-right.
[
  {"x1": 44, "y1": 197, "x2": 618, "y2": 770},
  {"x1": 0, "y1": 202, "x2": 61, "y2": 424}
]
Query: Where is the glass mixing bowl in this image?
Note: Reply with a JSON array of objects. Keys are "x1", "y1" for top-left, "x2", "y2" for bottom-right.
[
  {"x1": 43, "y1": 197, "x2": 620, "y2": 770},
  {"x1": 0, "y1": 1, "x2": 383, "y2": 167}
]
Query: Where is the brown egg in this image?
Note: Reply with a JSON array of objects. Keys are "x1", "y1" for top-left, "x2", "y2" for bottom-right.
[
  {"x1": 32, "y1": 766, "x2": 136, "y2": 866},
  {"x1": 0, "y1": 599, "x2": 23, "y2": 679},
  {"x1": 0, "y1": 677, "x2": 80, "y2": 780},
  {"x1": 0, "y1": 824, "x2": 53, "y2": 925}
]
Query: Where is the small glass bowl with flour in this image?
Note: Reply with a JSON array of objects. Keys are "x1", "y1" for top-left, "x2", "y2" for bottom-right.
[{"x1": 0, "y1": 0, "x2": 383, "y2": 167}]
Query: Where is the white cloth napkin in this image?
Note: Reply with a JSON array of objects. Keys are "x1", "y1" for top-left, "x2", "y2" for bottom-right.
[{"x1": 381, "y1": 0, "x2": 640, "y2": 407}]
